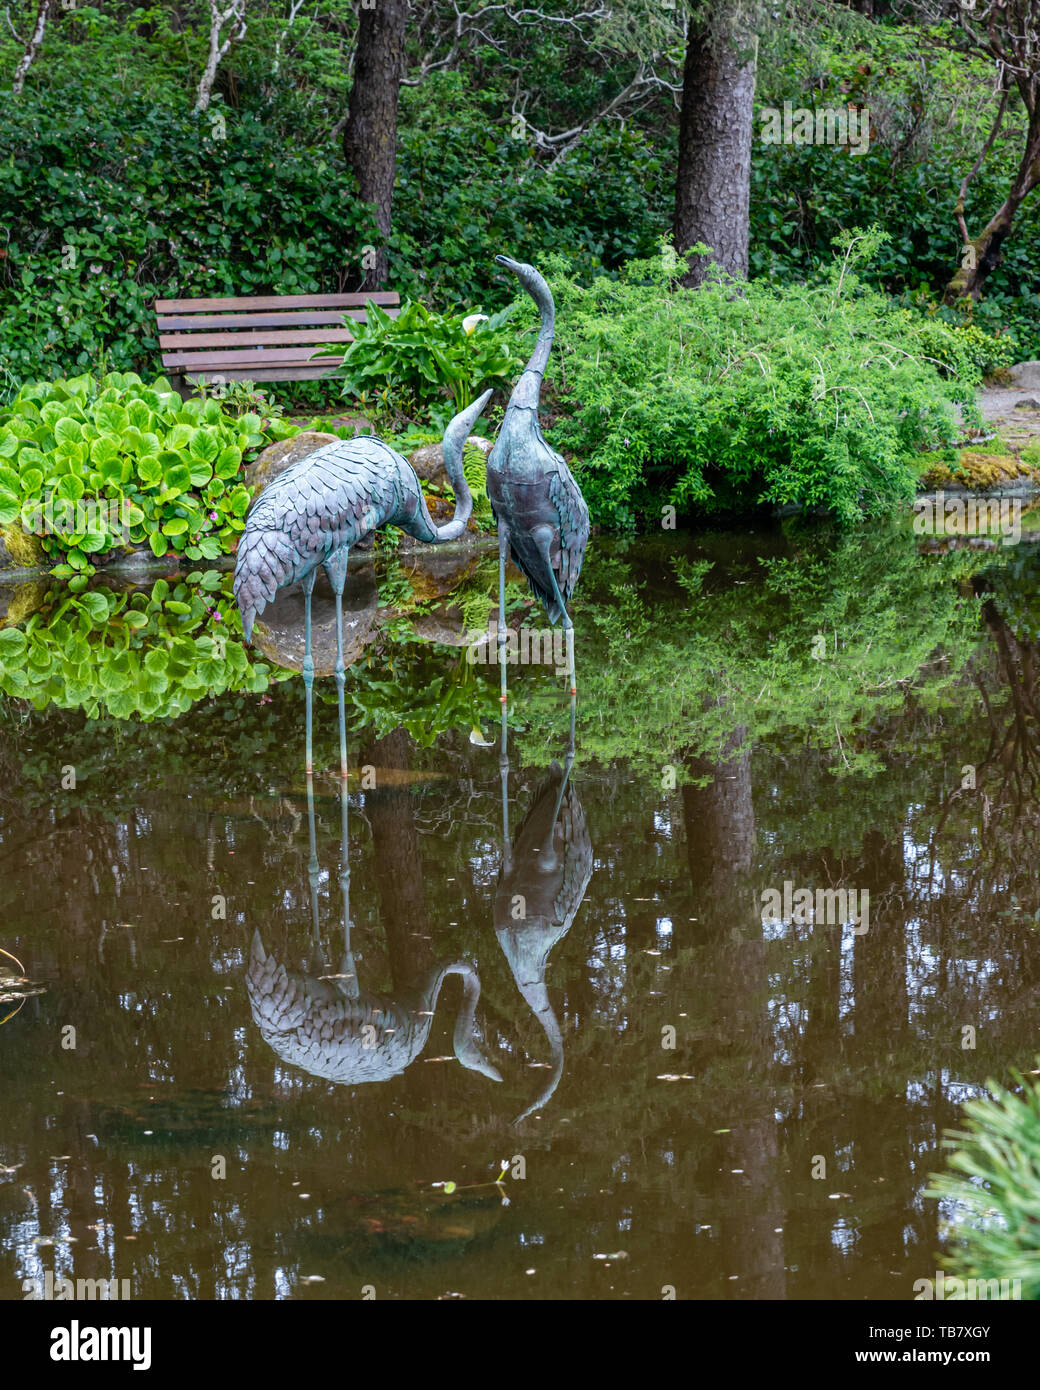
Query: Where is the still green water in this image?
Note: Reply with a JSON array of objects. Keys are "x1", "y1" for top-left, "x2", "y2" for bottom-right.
[{"x1": 1, "y1": 522, "x2": 1038, "y2": 1300}]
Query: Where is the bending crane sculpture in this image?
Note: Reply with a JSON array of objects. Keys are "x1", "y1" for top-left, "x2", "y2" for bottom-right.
[
  {"x1": 247, "y1": 759, "x2": 501, "y2": 1088},
  {"x1": 234, "y1": 389, "x2": 492, "y2": 775},
  {"x1": 487, "y1": 255, "x2": 590, "y2": 723}
]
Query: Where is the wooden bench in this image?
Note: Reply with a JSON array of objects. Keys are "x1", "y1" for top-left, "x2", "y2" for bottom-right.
[{"x1": 153, "y1": 291, "x2": 401, "y2": 390}]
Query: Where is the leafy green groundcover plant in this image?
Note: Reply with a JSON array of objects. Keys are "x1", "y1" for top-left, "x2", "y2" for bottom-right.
[
  {"x1": 0, "y1": 370, "x2": 294, "y2": 575},
  {"x1": 0, "y1": 573, "x2": 290, "y2": 721},
  {"x1": 928, "y1": 1064, "x2": 1040, "y2": 1301},
  {"x1": 541, "y1": 230, "x2": 988, "y2": 529}
]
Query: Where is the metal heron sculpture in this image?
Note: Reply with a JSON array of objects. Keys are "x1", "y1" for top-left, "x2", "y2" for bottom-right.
[
  {"x1": 234, "y1": 389, "x2": 493, "y2": 777},
  {"x1": 247, "y1": 757, "x2": 501, "y2": 1088},
  {"x1": 496, "y1": 708, "x2": 592, "y2": 1123},
  {"x1": 487, "y1": 255, "x2": 590, "y2": 731}
]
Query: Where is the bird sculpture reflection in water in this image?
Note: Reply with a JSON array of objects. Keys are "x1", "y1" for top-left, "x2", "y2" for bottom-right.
[
  {"x1": 496, "y1": 711, "x2": 593, "y2": 1123},
  {"x1": 234, "y1": 389, "x2": 493, "y2": 776},
  {"x1": 487, "y1": 255, "x2": 590, "y2": 727},
  {"x1": 247, "y1": 760, "x2": 501, "y2": 1088}
]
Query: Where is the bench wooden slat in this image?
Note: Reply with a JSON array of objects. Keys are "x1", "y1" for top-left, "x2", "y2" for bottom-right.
[
  {"x1": 185, "y1": 366, "x2": 341, "y2": 383},
  {"x1": 154, "y1": 292, "x2": 400, "y2": 312},
  {"x1": 154, "y1": 290, "x2": 396, "y2": 386},
  {"x1": 156, "y1": 309, "x2": 394, "y2": 329},
  {"x1": 159, "y1": 329, "x2": 356, "y2": 349},
  {"x1": 162, "y1": 347, "x2": 342, "y2": 368}
]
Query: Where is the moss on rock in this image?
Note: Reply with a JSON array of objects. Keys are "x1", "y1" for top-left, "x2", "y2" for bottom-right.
[
  {"x1": 920, "y1": 449, "x2": 1040, "y2": 490},
  {"x1": 0, "y1": 523, "x2": 46, "y2": 571}
]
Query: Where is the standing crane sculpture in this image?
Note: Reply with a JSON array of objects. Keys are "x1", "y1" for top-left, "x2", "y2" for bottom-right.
[
  {"x1": 487, "y1": 255, "x2": 590, "y2": 732},
  {"x1": 496, "y1": 749, "x2": 593, "y2": 1123},
  {"x1": 234, "y1": 389, "x2": 492, "y2": 777}
]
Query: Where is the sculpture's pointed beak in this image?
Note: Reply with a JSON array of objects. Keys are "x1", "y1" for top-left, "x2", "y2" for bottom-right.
[
  {"x1": 495, "y1": 254, "x2": 522, "y2": 272},
  {"x1": 457, "y1": 1040, "x2": 503, "y2": 1083}
]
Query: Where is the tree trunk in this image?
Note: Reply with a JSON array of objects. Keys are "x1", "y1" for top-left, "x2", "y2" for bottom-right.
[
  {"x1": 683, "y1": 726, "x2": 757, "y2": 901},
  {"x1": 680, "y1": 730, "x2": 786, "y2": 1297},
  {"x1": 359, "y1": 727, "x2": 432, "y2": 992},
  {"x1": 11, "y1": 0, "x2": 52, "y2": 94},
  {"x1": 195, "y1": 0, "x2": 247, "y2": 114},
  {"x1": 673, "y1": 8, "x2": 757, "y2": 287},
  {"x1": 343, "y1": 0, "x2": 409, "y2": 291},
  {"x1": 945, "y1": 92, "x2": 1040, "y2": 302}
]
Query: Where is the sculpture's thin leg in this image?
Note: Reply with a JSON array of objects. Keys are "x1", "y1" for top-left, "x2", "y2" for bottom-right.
[
  {"x1": 305, "y1": 766, "x2": 323, "y2": 972},
  {"x1": 301, "y1": 568, "x2": 318, "y2": 776},
  {"x1": 323, "y1": 546, "x2": 351, "y2": 784},
  {"x1": 532, "y1": 527, "x2": 577, "y2": 772},
  {"x1": 337, "y1": 730, "x2": 358, "y2": 1001},
  {"x1": 541, "y1": 721, "x2": 575, "y2": 867},
  {"x1": 497, "y1": 522, "x2": 510, "y2": 717},
  {"x1": 500, "y1": 700, "x2": 512, "y2": 875}
]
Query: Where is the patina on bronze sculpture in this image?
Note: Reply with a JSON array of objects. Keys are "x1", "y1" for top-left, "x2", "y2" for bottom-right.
[
  {"x1": 233, "y1": 389, "x2": 492, "y2": 776},
  {"x1": 487, "y1": 254, "x2": 590, "y2": 731},
  {"x1": 247, "y1": 746, "x2": 501, "y2": 1088},
  {"x1": 233, "y1": 253, "x2": 590, "y2": 775}
]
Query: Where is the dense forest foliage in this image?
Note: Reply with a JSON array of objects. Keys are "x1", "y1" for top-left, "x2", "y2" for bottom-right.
[{"x1": 2, "y1": 0, "x2": 1039, "y2": 393}]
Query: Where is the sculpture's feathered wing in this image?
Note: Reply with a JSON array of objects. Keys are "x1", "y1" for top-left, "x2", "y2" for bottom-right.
[
  {"x1": 486, "y1": 256, "x2": 590, "y2": 624},
  {"x1": 233, "y1": 437, "x2": 420, "y2": 642},
  {"x1": 234, "y1": 390, "x2": 492, "y2": 643},
  {"x1": 247, "y1": 932, "x2": 502, "y2": 1087},
  {"x1": 247, "y1": 931, "x2": 415, "y2": 1084},
  {"x1": 492, "y1": 456, "x2": 589, "y2": 623}
]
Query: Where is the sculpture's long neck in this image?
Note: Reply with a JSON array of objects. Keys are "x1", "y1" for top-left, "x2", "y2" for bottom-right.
[
  {"x1": 418, "y1": 962, "x2": 498, "y2": 1081},
  {"x1": 514, "y1": 984, "x2": 564, "y2": 1124},
  {"x1": 407, "y1": 465, "x2": 472, "y2": 544},
  {"x1": 508, "y1": 272, "x2": 555, "y2": 414},
  {"x1": 404, "y1": 388, "x2": 491, "y2": 543},
  {"x1": 419, "y1": 961, "x2": 480, "y2": 1030},
  {"x1": 419, "y1": 961, "x2": 457, "y2": 1015}
]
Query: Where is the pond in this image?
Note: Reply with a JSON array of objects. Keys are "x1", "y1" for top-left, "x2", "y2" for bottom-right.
[{"x1": 1, "y1": 518, "x2": 1038, "y2": 1301}]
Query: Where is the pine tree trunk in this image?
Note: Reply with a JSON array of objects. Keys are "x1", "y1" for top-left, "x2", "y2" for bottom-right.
[
  {"x1": 673, "y1": 9, "x2": 757, "y2": 288},
  {"x1": 343, "y1": 0, "x2": 409, "y2": 291}
]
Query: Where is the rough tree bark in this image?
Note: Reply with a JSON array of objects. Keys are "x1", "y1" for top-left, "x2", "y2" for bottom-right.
[
  {"x1": 194, "y1": 0, "x2": 248, "y2": 114},
  {"x1": 673, "y1": 4, "x2": 757, "y2": 287},
  {"x1": 11, "y1": 0, "x2": 52, "y2": 94},
  {"x1": 343, "y1": 0, "x2": 410, "y2": 291}
]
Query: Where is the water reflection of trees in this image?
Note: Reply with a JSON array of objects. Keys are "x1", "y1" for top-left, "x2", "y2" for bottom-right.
[{"x1": 2, "y1": 532, "x2": 1040, "y2": 1298}]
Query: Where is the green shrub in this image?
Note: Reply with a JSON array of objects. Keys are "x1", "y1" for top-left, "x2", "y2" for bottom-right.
[
  {"x1": 391, "y1": 72, "x2": 668, "y2": 306},
  {"x1": 0, "y1": 79, "x2": 666, "y2": 397},
  {"x1": 0, "y1": 92, "x2": 375, "y2": 392},
  {"x1": 894, "y1": 301, "x2": 1018, "y2": 381},
  {"x1": 540, "y1": 230, "x2": 978, "y2": 528},
  {"x1": 0, "y1": 371, "x2": 295, "y2": 574},
  {"x1": 321, "y1": 298, "x2": 517, "y2": 426},
  {"x1": 928, "y1": 1063, "x2": 1040, "y2": 1300}
]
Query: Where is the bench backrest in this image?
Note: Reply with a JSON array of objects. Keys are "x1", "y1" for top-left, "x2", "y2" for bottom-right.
[{"x1": 154, "y1": 292, "x2": 401, "y2": 384}]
